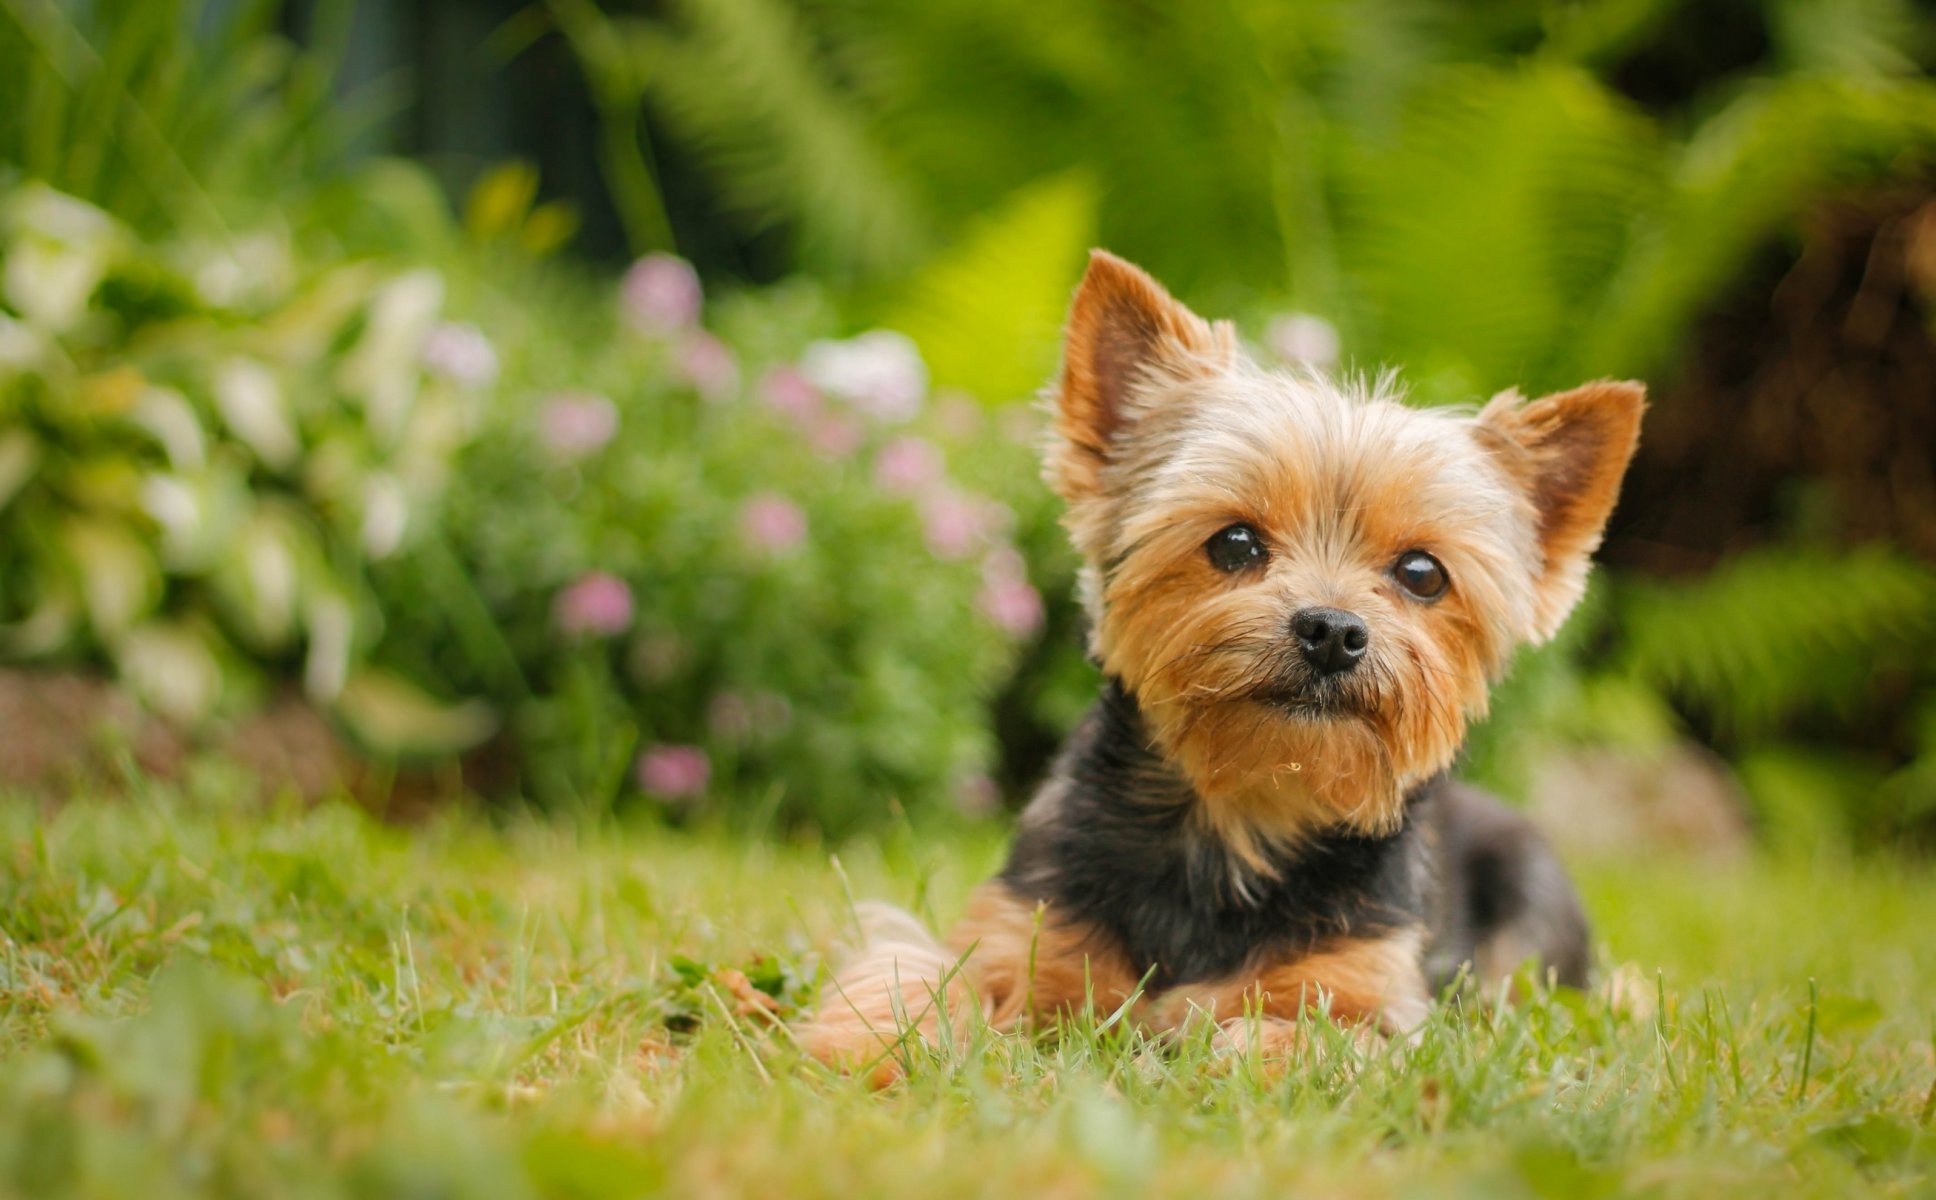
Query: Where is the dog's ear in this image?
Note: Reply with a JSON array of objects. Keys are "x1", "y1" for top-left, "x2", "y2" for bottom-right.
[
  {"x1": 1478, "y1": 380, "x2": 1645, "y2": 640},
  {"x1": 1049, "y1": 250, "x2": 1233, "y2": 502}
]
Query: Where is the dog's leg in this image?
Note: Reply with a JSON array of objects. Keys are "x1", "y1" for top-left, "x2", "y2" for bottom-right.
[
  {"x1": 1425, "y1": 783, "x2": 1591, "y2": 995},
  {"x1": 795, "y1": 901, "x2": 984, "y2": 1084},
  {"x1": 1156, "y1": 929, "x2": 1431, "y2": 1065}
]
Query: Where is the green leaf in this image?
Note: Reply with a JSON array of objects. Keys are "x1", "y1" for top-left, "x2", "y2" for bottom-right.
[
  {"x1": 886, "y1": 172, "x2": 1096, "y2": 406},
  {"x1": 333, "y1": 668, "x2": 497, "y2": 759}
]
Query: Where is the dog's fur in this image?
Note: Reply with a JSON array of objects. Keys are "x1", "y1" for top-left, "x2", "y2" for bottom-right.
[{"x1": 797, "y1": 251, "x2": 1643, "y2": 1073}]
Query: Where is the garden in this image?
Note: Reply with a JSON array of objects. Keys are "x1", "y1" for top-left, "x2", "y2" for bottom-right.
[{"x1": 2, "y1": 0, "x2": 1934, "y2": 1196}]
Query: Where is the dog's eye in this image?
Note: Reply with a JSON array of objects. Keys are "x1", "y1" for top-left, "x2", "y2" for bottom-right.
[
  {"x1": 1205, "y1": 524, "x2": 1267, "y2": 573},
  {"x1": 1393, "y1": 551, "x2": 1448, "y2": 600}
]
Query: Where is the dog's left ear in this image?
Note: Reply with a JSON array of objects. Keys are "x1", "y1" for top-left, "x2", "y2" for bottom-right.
[{"x1": 1478, "y1": 380, "x2": 1645, "y2": 641}]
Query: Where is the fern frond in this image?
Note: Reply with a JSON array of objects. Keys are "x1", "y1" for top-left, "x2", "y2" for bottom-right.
[
  {"x1": 640, "y1": 0, "x2": 934, "y2": 281},
  {"x1": 884, "y1": 172, "x2": 1095, "y2": 406},
  {"x1": 1575, "y1": 75, "x2": 1936, "y2": 379},
  {"x1": 1616, "y1": 546, "x2": 1936, "y2": 739}
]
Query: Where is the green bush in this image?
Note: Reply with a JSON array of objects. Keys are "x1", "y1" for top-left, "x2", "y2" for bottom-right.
[{"x1": 0, "y1": 179, "x2": 486, "y2": 740}]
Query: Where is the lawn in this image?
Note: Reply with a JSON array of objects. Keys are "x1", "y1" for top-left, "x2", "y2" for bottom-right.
[{"x1": 1, "y1": 773, "x2": 1931, "y2": 1199}]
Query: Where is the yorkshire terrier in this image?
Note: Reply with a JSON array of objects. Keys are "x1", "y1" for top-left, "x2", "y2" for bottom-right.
[{"x1": 799, "y1": 251, "x2": 1643, "y2": 1074}]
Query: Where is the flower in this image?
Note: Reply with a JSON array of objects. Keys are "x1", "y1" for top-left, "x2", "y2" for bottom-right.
[
  {"x1": 676, "y1": 331, "x2": 739, "y2": 401},
  {"x1": 637, "y1": 744, "x2": 710, "y2": 798},
  {"x1": 979, "y1": 548, "x2": 1044, "y2": 636},
  {"x1": 920, "y1": 490, "x2": 1007, "y2": 560},
  {"x1": 740, "y1": 492, "x2": 808, "y2": 553},
  {"x1": 421, "y1": 321, "x2": 499, "y2": 388},
  {"x1": 621, "y1": 254, "x2": 703, "y2": 332},
  {"x1": 554, "y1": 571, "x2": 634, "y2": 637},
  {"x1": 1265, "y1": 312, "x2": 1341, "y2": 371},
  {"x1": 873, "y1": 436, "x2": 944, "y2": 494},
  {"x1": 979, "y1": 576, "x2": 1044, "y2": 637},
  {"x1": 759, "y1": 365, "x2": 823, "y2": 423},
  {"x1": 806, "y1": 413, "x2": 863, "y2": 460},
  {"x1": 799, "y1": 330, "x2": 927, "y2": 423},
  {"x1": 538, "y1": 390, "x2": 619, "y2": 459}
]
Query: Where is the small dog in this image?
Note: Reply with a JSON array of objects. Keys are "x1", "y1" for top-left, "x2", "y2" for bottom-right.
[{"x1": 799, "y1": 251, "x2": 1643, "y2": 1074}]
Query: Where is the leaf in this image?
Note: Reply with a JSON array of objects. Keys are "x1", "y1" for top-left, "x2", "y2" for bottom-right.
[
  {"x1": 1617, "y1": 547, "x2": 1936, "y2": 739},
  {"x1": 333, "y1": 668, "x2": 497, "y2": 759},
  {"x1": 885, "y1": 172, "x2": 1096, "y2": 405}
]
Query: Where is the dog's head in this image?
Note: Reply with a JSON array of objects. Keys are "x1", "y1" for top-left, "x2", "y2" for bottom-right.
[{"x1": 1048, "y1": 251, "x2": 1643, "y2": 849}]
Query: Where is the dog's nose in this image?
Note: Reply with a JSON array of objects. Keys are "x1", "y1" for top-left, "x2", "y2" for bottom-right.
[{"x1": 1291, "y1": 607, "x2": 1369, "y2": 676}]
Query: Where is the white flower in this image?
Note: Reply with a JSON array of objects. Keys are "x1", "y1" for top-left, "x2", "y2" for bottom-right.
[
  {"x1": 800, "y1": 330, "x2": 928, "y2": 423},
  {"x1": 1265, "y1": 312, "x2": 1341, "y2": 371}
]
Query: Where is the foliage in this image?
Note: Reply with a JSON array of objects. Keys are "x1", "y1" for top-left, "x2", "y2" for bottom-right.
[
  {"x1": 373, "y1": 242, "x2": 1037, "y2": 828},
  {"x1": 0, "y1": 0, "x2": 343, "y2": 234},
  {"x1": 0, "y1": 180, "x2": 490, "y2": 746},
  {"x1": 3, "y1": 781, "x2": 1934, "y2": 1197}
]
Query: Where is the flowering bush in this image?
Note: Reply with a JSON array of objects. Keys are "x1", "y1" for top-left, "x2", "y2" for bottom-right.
[{"x1": 364, "y1": 248, "x2": 1044, "y2": 831}]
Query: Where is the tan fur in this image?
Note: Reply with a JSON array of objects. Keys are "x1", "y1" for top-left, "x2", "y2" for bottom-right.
[
  {"x1": 1147, "y1": 927, "x2": 1430, "y2": 1036},
  {"x1": 793, "y1": 901, "x2": 983, "y2": 1085},
  {"x1": 1476, "y1": 382, "x2": 1647, "y2": 640},
  {"x1": 799, "y1": 890, "x2": 1426, "y2": 1075}
]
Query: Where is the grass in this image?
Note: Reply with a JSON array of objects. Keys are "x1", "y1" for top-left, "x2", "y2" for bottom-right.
[{"x1": 1, "y1": 769, "x2": 1932, "y2": 1199}]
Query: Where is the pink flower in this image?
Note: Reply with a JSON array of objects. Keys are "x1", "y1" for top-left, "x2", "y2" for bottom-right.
[
  {"x1": 554, "y1": 571, "x2": 634, "y2": 637},
  {"x1": 677, "y1": 331, "x2": 739, "y2": 401},
  {"x1": 421, "y1": 322, "x2": 499, "y2": 388},
  {"x1": 538, "y1": 390, "x2": 618, "y2": 459},
  {"x1": 740, "y1": 492, "x2": 808, "y2": 553},
  {"x1": 806, "y1": 413, "x2": 863, "y2": 460},
  {"x1": 979, "y1": 548, "x2": 1044, "y2": 637},
  {"x1": 921, "y1": 490, "x2": 1008, "y2": 559},
  {"x1": 622, "y1": 254, "x2": 702, "y2": 332},
  {"x1": 979, "y1": 576, "x2": 1044, "y2": 637},
  {"x1": 873, "y1": 436, "x2": 944, "y2": 494},
  {"x1": 637, "y1": 743, "x2": 710, "y2": 798},
  {"x1": 760, "y1": 366, "x2": 823, "y2": 423},
  {"x1": 1266, "y1": 312, "x2": 1341, "y2": 371},
  {"x1": 800, "y1": 330, "x2": 927, "y2": 423}
]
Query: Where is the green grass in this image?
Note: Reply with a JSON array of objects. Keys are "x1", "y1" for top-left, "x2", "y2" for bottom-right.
[{"x1": 2, "y1": 771, "x2": 1932, "y2": 1199}]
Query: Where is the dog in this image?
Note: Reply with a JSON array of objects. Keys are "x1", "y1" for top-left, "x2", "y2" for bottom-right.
[{"x1": 798, "y1": 250, "x2": 1643, "y2": 1076}]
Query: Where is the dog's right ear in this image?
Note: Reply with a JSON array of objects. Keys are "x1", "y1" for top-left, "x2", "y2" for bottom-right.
[{"x1": 1049, "y1": 250, "x2": 1233, "y2": 502}]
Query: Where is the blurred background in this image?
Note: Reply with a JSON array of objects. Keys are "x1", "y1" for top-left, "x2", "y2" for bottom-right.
[{"x1": 2, "y1": 0, "x2": 1934, "y2": 853}]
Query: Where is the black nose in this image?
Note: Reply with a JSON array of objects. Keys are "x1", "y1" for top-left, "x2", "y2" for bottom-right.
[{"x1": 1291, "y1": 607, "x2": 1369, "y2": 676}]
